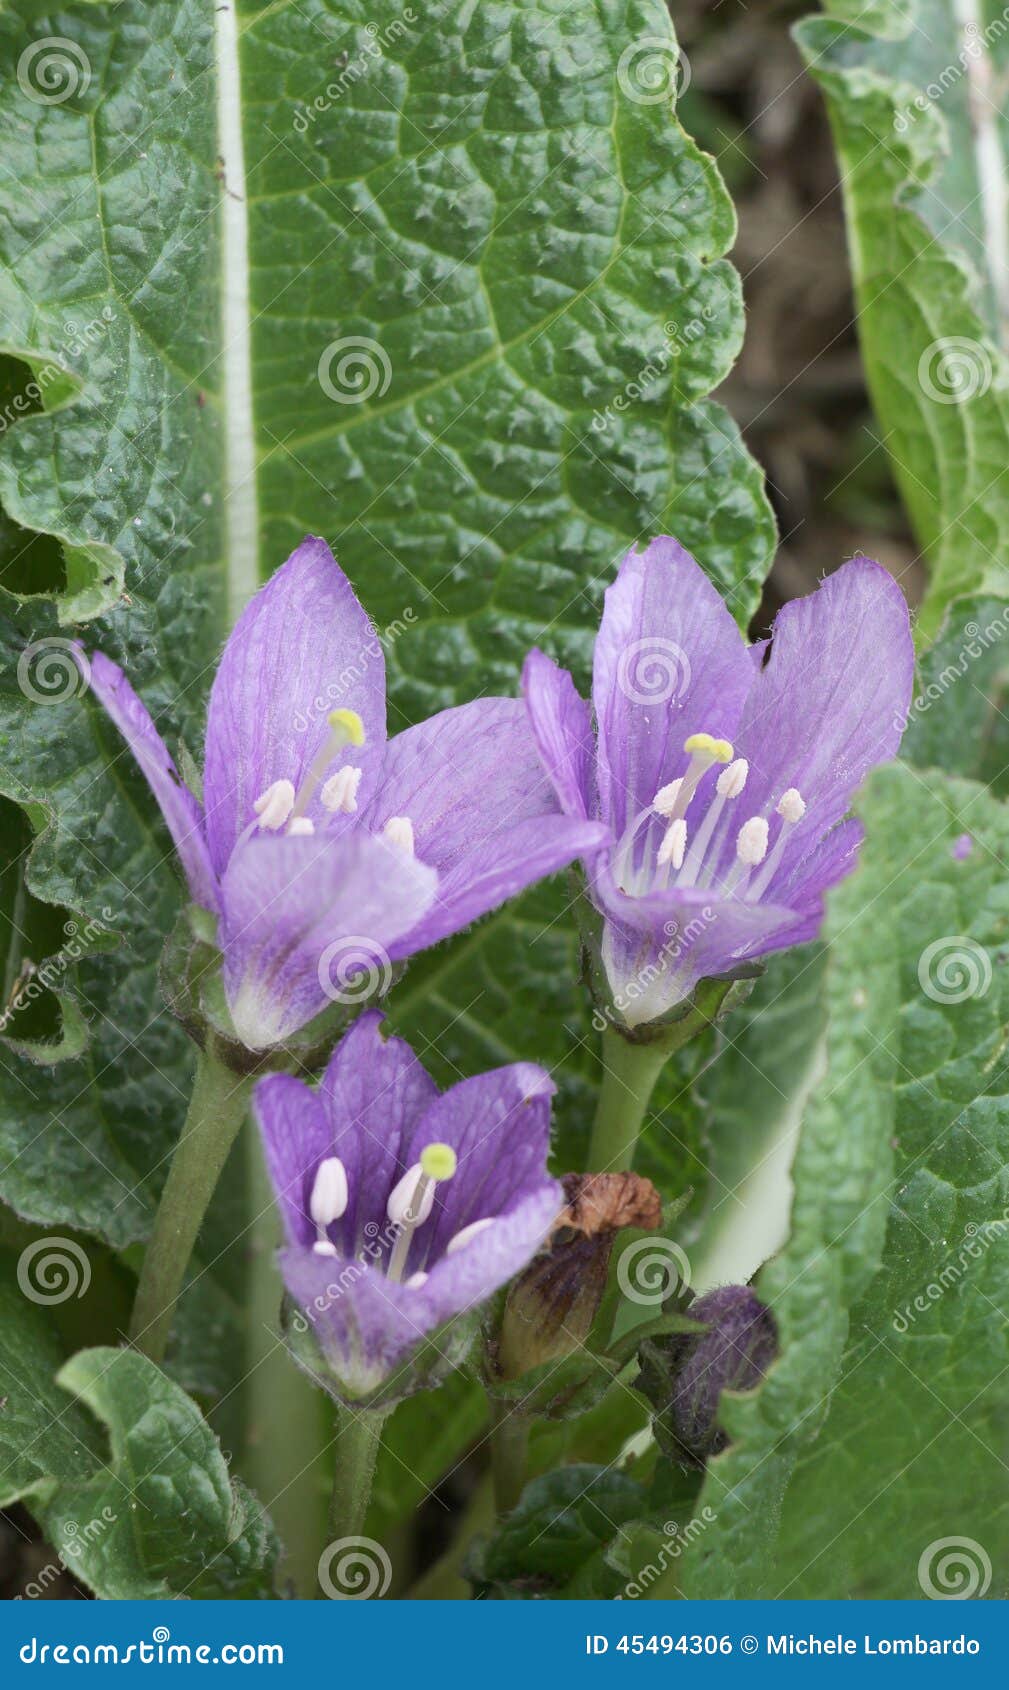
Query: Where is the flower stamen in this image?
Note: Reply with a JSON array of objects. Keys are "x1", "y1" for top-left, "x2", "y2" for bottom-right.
[
  {"x1": 657, "y1": 817, "x2": 687, "y2": 871},
  {"x1": 253, "y1": 779, "x2": 295, "y2": 831},
  {"x1": 310, "y1": 1156, "x2": 348, "y2": 1257},
  {"x1": 291, "y1": 708, "x2": 366, "y2": 819},
  {"x1": 748, "y1": 788, "x2": 806, "y2": 900},
  {"x1": 386, "y1": 1141, "x2": 457, "y2": 1282},
  {"x1": 446, "y1": 1216, "x2": 495, "y2": 1255},
  {"x1": 321, "y1": 764, "x2": 362, "y2": 814},
  {"x1": 721, "y1": 814, "x2": 769, "y2": 897},
  {"x1": 382, "y1": 816, "x2": 415, "y2": 855},
  {"x1": 614, "y1": 735, "x2": 733, "y2": 894},
  {"x1": 678, "y1": 757, "x2": 749, "y2": 888},
  {"x1": 737, "y1": 817, "x2": 769, "y2": 865},
  {"x1": 665, "y1": 732, "x2": 734, "y2": 826},
  {"x1": 652, "y1": 779, "x2": 683, "y2": 818}
]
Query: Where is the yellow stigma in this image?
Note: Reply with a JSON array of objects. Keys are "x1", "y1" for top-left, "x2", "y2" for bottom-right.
[
  {"x1": 684, "y1": 732, "x2": 733, "y2": 764},
  {"x1": 420, "y1": 1142, "x2": 457, "y2": 1182},
  {"x1": 327, "y1": 707, "x2": 365, "y2": 746}
]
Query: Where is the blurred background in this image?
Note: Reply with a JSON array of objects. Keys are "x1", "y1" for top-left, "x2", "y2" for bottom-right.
[{"x1": 672, "y1": 0, "x2": 921, "y2": 633}]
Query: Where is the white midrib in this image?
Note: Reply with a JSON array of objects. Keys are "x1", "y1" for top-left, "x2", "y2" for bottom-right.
[
  {"x1": 215, "y1": 1, "x2": 260, "y2": 621},
  {"x1": 690, "y1": 1031, "x2": 829, "y2": 1296},
  {"x1": 955, "y1": 0, "x2": 1009, "y2": 351}
]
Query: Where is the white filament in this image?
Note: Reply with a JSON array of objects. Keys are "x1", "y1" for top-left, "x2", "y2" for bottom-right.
[{"x1": 446, "y1": 1217, "x2": 495, "y2": 1255}]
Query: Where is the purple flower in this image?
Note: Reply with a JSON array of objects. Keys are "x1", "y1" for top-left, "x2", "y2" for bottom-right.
[
  {"x1": 523, "y1": 538, "x2": 913, "y2": 1029},
  {"x1": 82, "y1": 537, "x2": 605, "y2": 1049},
  {"x1": 254, "y1": 1011, "x2": 563, "y2": 1402}
]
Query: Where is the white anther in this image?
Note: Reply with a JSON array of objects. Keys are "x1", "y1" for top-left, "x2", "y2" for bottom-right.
[
  {"x1": 310, "y1": 1156, "x2": 348, "y2": 1255},
  {"x1": 387, "y1": 1163, "x2": 436, "y2": 1228},
  {"x1": 446, "y1": 1217, "x2": 495, "y2": 1256},
  {"x1": 777, "y1": 787, "x2": 806, "y2": 824},
  {"x1": 310, "y1": 1157, "x2": 349, "y2": 1226},
  {"x1": 321, "y1": 764, "x2": 362, "y2": 814},
  {"x1": 736, "y1": 817, "x2": 769, "y2": 866},
  {"x1": 748, "y1": 789, "x2": 808, "y2": 901},
  {"x1": 405, "y1": 1270, "x2": 429, "y2": 1289},
  {"x1": 717, "y1": 758, "x2": 749, "y2": 799},
  {"x1": 652, "y1": 779, "x2": 683, "y2": 818},
  {"x1": 382, "y1": 815, "x2": 415, "y2": 855},
  {"x1": 657, "y1": 818, "x2": 687, "y2": 870},
  {"x1": 287, "y1": 816, "x2": 315, "y2": 836},
  {"x1": 253, "y1": 779, "x2": 295, "y2": 831}
]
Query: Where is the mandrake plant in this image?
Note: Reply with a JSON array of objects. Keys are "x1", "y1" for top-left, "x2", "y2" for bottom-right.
[{"x1": 0, "y1": 0, "x2": 1007, "y2": 1606}]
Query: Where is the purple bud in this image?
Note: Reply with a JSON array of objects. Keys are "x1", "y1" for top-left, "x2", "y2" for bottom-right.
[{"x1": 645, "y1": 1285, "x2": 777, "y2": 1465}]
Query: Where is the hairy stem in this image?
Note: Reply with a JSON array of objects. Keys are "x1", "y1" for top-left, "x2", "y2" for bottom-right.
[
  {"x1": 129, "y1": 1040, "x2": 252, "y2": 1363},
  {"x1": 327, "y1": 1403, "x2": 391, "y2": 1552},
  {"x1": 586, "y1": 1025, "x2": 682, "y2": 1172}
]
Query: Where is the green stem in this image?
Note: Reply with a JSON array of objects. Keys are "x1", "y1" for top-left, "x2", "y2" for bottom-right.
[
  {"x1": 489, "y1": 1398, "x2": 530, "y2": 1515},
  {"x1": 242, "y1": 1121, "x2": 330, "y2": 1599},
  {"x1": 327, "y1": 1402, "x2": 390, "y2": 1547},
  {"x1": 130, "y1": 1040, "x2": 252, "y2": 1363},
  {"x1": 587, "y1": 1023, "x2": 687, "y2": 1172}
]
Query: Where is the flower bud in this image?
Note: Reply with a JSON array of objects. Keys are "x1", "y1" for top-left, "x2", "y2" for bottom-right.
[
  {"x1": 495, "y1": 1172, "x2": 662, "y2": 1381},
  {"x1": 642, "y1": 1284, "x2": 777, "y2": 1465}
]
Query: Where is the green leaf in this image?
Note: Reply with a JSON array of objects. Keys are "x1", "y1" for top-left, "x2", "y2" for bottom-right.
[
  {"x1": 795, "y1": 1, "x2": 1009, "y2": 639},
  {"x1": 40, "y1": 1347, "x2": 278, "y2": 1599},
  {"x1": 0, "y1": 1266, "x2": 276, "y2": 1598},
  {"x1": 0, "y1": 1260, "x2": 104, "y2": 1506},
  {"x1": 468, "y1": 1463, "x2": 647, "y2": 1598},
  {"x1": 0, "y1": 0, "x2": 773, "y2": 1239},
  {"x1": 660, "y1": 762, "x2": 1009, "y2": 1597},
  {"x1": 903, "y1": 595, "x2": 1009, "y2": 793}
]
